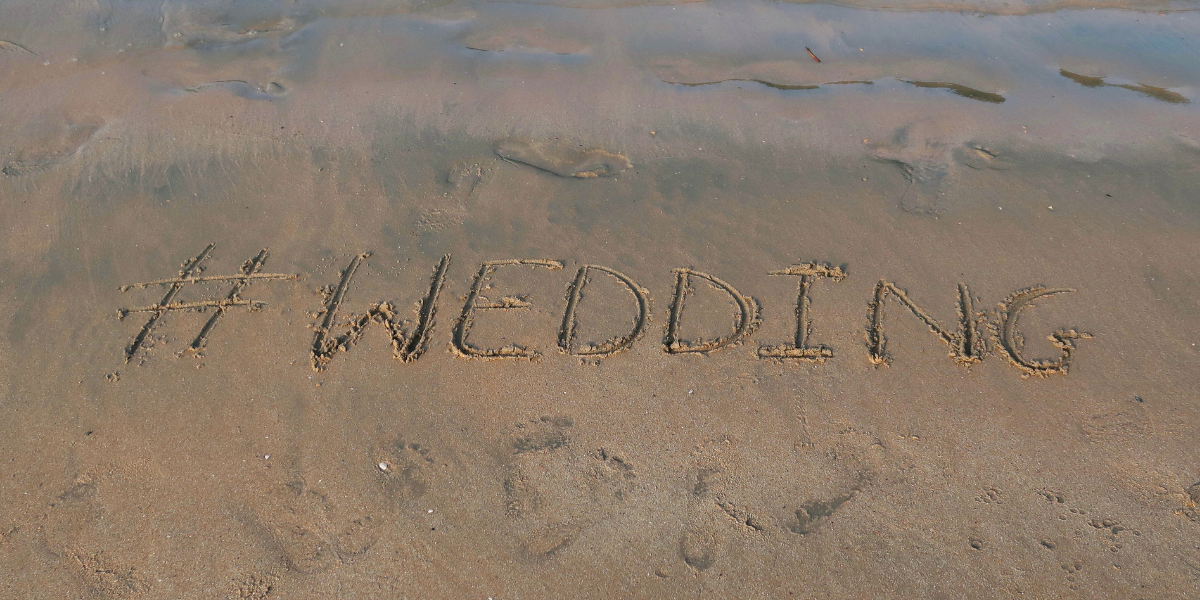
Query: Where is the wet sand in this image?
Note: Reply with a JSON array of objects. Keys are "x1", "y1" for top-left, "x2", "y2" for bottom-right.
[{"x1": 2, "y1": 1, "x2": 1200, "y2": 598}]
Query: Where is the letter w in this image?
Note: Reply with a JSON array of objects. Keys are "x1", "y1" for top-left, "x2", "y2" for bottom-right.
[{"x1": 311, "y1": 253, "x2": 451, "y2": 371}]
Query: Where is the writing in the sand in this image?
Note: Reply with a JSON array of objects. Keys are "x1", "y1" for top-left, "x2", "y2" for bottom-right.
[{"x1": 118, "y1": 246, "x2": 1090, "y2": 377}]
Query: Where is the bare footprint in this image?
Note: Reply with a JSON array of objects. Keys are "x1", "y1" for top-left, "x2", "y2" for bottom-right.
[
  {"x1": 872, "y1": 124, "x2": 1013, "y2": 215},
  {"x1": 784, "y1": 492, "x2": 857, "y2": 535},
  {"x1": 160, "y1": 3, "x2": 303, "y2": 48},
  {"x1": 39, "y1": 473, "x2": 104, "y2": 558},
  {"x1": 412, "y1": 161, "x2": 491, "y2": 234},
  {"x1": 674, "y1": 426, "x2": 882, "y2": 572},
  {"x1": 251, "y1": 478, "x2": 379, "y2": 574},
  {"x1": 183, "y1": 80, "x2": 287, "y2": 101},
  {"x1": 447, "y1": 161, "x2": 488, "y2": 196},
  {"x1": 871, "y1": 127, "x2": 954, "y2": 215},
  {"x1": 958, "y1": 143, "x2": 1013, "y2": 171},
  {"x1": 3, "y1": 119, "x2": 102, "y2": 177},
  {"x1": 502, "y1": 416, "x2": 636, "y2": 559},
  {"x1": 678, "y1": 521, "x2": 724, "y2": 571},
  {"x1": 374, "y1": 437, "x2": 438, "y2": 502},
  {"x1": 228, "y1": 572, "x2": 278, "y2": 600},
  {"x1": 495, "y1": 138, "x2": 631, "y2": 178},
  {"x1": 69, "y1": 549, "x2": 149, "y2": 599}
]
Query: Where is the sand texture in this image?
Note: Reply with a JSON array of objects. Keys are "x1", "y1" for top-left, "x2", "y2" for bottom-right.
[{"x1": 2, "y1": 0, "x2": 1200, "y2": 598}]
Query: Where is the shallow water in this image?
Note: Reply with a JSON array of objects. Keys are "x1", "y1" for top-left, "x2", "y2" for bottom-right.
[{"x1": 2, "y1": 1, "x2": 1200, "y2": 598}]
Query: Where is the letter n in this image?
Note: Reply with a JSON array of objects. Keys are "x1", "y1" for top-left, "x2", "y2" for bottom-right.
[{"x1": 866, "y1": 280, "x2": 983, "y2": 367}]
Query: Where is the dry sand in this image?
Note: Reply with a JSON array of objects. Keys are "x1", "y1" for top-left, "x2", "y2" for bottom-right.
[{"x1": 2, "y1": 0, "x2": 1200, "y2": 598}]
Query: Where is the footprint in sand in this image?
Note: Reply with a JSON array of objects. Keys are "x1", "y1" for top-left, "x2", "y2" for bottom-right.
[
  {"x1": 70, "y1": 549, "x2": 150, "y2": 599},
  {"x1": 159, "y1": 2, "x2": 303, "y2": 49},
  {"x1": 374, "y1": 436, "x2": 439, "y2": 502},
  {"x1": 182, "y1": 80, "x2": 288, "y2": 101},
  {"x1": 26, "y1": 472, "x2": 152, "y2": 598},
  {"x1": 250, "y1": 477, "x2": 379, "y2": 574},
  {"x1": 38, "y1": 473, "x2": 104, "y2": 557},
  {"x1": 495, "y1": 138, "x2": 631, "y2": 178},
  {"x1": 2, "y1": 119, "x2": 103, "y2": 177},
  {"x1": 958, "y1": 143, "x2": 1012, "y2": 171},
  {"x1": 502, "y1": 416, "x2": 637, "y2": 559},
  {"x1": 871, "y1": 128, "x2": 954, "y2": 215},
  {"x1": 871, "y1": 123, "x2": 1013, "y2": 215},
  {"x1": 672, "y1": 428, "x2": 883, "y2": 572},
  {"x1": 412, "y1": 161, "x2": 491, "y2": 234},
  {"x1": 228, "y1": 572, "x2": 279, "y2": 600}
]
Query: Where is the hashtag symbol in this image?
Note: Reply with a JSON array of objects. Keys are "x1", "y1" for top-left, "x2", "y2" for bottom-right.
[{"x1": 118, "y1": 243, "x2": 297, "y2": 363}]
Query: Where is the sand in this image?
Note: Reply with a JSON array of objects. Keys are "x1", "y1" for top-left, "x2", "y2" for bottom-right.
[{"x1": 2, "y1": 0, "x2": 1200, "y2": 598}]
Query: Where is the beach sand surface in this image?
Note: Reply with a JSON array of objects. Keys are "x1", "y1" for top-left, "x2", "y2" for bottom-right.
[{"x1": 2, "y1": 1, "x2": 1200, "y2": 598}]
